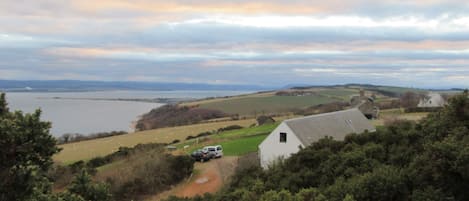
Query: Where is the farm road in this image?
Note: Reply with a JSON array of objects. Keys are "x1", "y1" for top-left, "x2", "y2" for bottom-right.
[{"x1": 149, "y1": 156, "x2": 238, "y2": 201}]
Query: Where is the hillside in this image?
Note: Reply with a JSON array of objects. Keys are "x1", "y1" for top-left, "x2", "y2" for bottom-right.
[
  {"x1": 180, "y1": 84, "x2": 427, "y2": 116},
  {"x1": 135, "y1": 84, "x2": 434, "y2": 131},
  {"x1": 162, "y1": 91, "x2": 469, "y2": 201},
  {"x1": 54, "y1": 118, "x2": 258, "y2": 163},
  {"x1": 135, "y1": 105, "x2": 227, "y2": 131},
  {"x1": 54, "y1": 116, "x2": 294, "y2": 163},
  {"x1": 48, "y1": 86, "x2": 455, "y2": 201}
]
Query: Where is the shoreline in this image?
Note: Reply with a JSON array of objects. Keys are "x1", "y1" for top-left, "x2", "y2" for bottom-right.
[{"x1": 37, "y1": 97, "x2": 193, "y2": 104}]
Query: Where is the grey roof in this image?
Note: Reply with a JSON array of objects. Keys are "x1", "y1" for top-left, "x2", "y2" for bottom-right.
[{"x1": 284, "y1": 108, "x2": 376, "y2": 146}]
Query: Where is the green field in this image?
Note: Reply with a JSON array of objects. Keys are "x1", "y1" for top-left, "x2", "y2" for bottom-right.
[
  {"x1": 180, "y1": 122, "x2": 279, "y2": 155},
  {"x1": 219, "y1": 134, "x2": 268, "y2": 156},
  {"x1": 213, "y1": 123, "x2": 279, "y2": 139},
  {"x1": 198, "y1": 95, "x2": 340, "y2": 115},
  {"x1": 375, "y1": 86, "x2": 426, "y2": 95},
  {"x1": 317, "y1": 89, "x2": 357, "y2": 100}
]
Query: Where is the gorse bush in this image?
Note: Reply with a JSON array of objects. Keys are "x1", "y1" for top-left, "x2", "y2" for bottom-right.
[
  {"x1": 108, "y1": 151, "x2": 194, "y2": 201},
  {"x1": 68, "y1": 170, "x2": 112, "y2": 201},
  {"x1": 0, "y1": 93, "x2": 61, "y2": 201},
  {"x1": 70, "y1": 143, "x2": 194, "y2": 201},
  {"x1": 217, "y1": 125, "x2": 243, "y2": 132}
]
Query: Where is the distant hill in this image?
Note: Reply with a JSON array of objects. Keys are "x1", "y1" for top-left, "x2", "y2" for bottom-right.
[{"x1": 0, "y1": 80, "x2": 272, "y2": 92}]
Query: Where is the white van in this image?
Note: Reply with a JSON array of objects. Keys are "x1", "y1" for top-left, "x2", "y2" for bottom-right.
[{"x1": 203, "y1": 145, "x2": 223, "y2": 158}]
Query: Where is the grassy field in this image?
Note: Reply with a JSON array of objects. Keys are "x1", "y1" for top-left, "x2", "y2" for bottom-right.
[
  {"x1": 198, "y1": 95, "x2": 341, "y2": 115},
  {"x1": 178, "y1": 122, "x2": 280, "y2": 154},
  {"x1": 180, "y1": 91, "x2": 275, "y2": 107},
  {"x1": 375, "y1": 86, "x2": 426, "y2": 94},
  {"x1": 219, "y1": 134, "x2": 268, "y2": 156},
  {"x1": 54, "y1": 116, "x2": 292, "y2": 164},
  {"x1": 54, "y1": 118, "x2": 259, "y2": 163},
  {"x1": 372, "y1": 108, "x2": 429, "y2": 126},
  {"x1": 317, "y1": 88, "x2": 358, "y2": 100}
]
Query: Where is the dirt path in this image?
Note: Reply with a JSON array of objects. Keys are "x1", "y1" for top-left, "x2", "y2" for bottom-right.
[{"x1": 148, "y1": 156, "x2": 238, "y2": 201}]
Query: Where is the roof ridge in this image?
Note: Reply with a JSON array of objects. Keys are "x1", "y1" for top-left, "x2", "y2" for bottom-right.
[{"x1": 284, "y1": 108, "x2": 359, "y2": 123}]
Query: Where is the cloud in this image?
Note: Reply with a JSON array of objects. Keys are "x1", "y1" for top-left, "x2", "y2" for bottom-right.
[{"x1": 1, "y1": 0, "x2": 469, "y2": 88}]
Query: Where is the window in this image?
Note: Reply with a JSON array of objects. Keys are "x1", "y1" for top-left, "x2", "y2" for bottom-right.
[{"x1": 280, "y1": 132, "x2": 287, "y2": 143}]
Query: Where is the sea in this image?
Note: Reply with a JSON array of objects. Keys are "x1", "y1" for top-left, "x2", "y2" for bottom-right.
[{"x1": 5, "y1": 90, "x2": 250, "y2": 137}]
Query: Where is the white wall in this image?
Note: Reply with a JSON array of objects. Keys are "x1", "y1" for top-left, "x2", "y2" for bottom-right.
[
  {"x1": 258, "y1": 123, "x2": 304, "y2": 169},
  {"x1": 418, "y1": 92, "x2": 446, "y2": 107}
]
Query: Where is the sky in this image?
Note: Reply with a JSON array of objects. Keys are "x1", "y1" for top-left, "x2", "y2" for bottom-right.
[{"x1": 1, "y1": 0, "x2": 469, "y2": 88}]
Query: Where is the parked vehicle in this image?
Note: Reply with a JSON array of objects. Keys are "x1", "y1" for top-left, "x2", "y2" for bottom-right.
[
  {"x1": 190, "y1": 149, "x2": 215, "y2": 162},
  {"x1": 203, "y1": 145, "x2": 223, "y2": 158}
]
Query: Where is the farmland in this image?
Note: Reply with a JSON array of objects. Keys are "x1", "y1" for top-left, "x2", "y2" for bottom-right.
[
  {"x1": 54, "y1": 85, "x2": 435, "y2": 164},
  {"x1": 182, "y1": 85, "x2": 416, "y2": 116},
  {"x1": 197, "y1": 92, "x2": 344, "y2": 115},
  {"x1": 372, "y1": 108, "x2": 429, "y2": 126},
  {"x1": 178, "y1": 122, "x2": 280, "y2": 155},
  {"x1": 315, "y1": 88, "x2": 358, "y2": 100},
  {"x1": 54, "y1": 118, "x2": 257, "y2": 163},
  {"x1": 218, "y1": 134, "x2": 268, "y2": 156},
  {"x1": 54, "y1": 117, "x2": 289, "y2": 164}
]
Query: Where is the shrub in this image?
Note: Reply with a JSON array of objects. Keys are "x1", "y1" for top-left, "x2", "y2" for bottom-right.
[
  {"x1": 68, "y1": 170, "x2": 112, "y2": 201},
  {"x1": 404, "y1": 107, "x2": 442, "y2": 113},
  {"x1": 87, "y1": 156, "x2": 111, "y2": 168},
  {"x1": 196, "y1": 131, "x2": 212, "y2": 137},
  {"x1": 136, "y1": 105, "x2": 226, "y2": 131},
  {"x1": 110, "y1": 153, "x2": 194, "y2": 201},
  {"x1": 256, "y1": 115, "x2": 275, "y2": 125},
  {"x1": 218, "y1": 125, "x2": 243, "y2": 132}
]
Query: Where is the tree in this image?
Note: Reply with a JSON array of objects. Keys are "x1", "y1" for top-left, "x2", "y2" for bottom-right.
[
  {"x1": 68, "y1": 170, "x2": 111, "y2": 201},
  {"x1": 400, "y1": 91, "x2": 421, "y2": 108},
  {"x1": 0, "y1": 92, "x2": 8, "y2": 115},
  {"x1": 0, "y1": 93, "x2": 61, "y2": 201}
]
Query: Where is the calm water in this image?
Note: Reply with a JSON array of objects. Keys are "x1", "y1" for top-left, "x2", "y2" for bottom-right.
[{"x1": 5, "y1": 90, "x2": 250, "y2": 137}]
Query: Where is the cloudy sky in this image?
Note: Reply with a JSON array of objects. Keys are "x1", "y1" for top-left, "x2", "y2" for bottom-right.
[{"x1": 1, "y1": 0, "x2": 469, "y2": 88}]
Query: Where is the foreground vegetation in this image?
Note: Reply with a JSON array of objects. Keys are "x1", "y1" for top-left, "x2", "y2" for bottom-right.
[
  {"x1": 0, "y1": 93, "x2": 195, "y2": 201},
  {"x1": 165, "y1": 91, "x2": 469, "y2": 201}
]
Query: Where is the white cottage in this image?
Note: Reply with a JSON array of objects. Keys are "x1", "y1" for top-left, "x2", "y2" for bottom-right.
[
  {"x1": 258, "y1": 108, "x2": 376, "y2": 169},
  {"x1": 418, "y1": 92, "x2": 446, "y2": 108}
]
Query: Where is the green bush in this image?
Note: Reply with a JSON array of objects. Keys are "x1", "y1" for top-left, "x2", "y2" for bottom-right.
[
  {"x1": 218, "y1": 125, "x2": 243, "y2": 132},
  {"x1": 110, "y1": 153, "x2": 194, "y2": 201},
  {"x1": 68, "y1": 170, "x2": 111, "y2": 201}
]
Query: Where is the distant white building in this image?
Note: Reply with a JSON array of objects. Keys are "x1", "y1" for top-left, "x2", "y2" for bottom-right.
[
  {"x1": 418, "y1": 92, "x2": 446, "y2": 108},
  {"x1": 258, "y1": 108, "x2": 376, "y2": 169}
]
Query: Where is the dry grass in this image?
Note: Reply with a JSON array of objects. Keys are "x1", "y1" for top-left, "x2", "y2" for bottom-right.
[
  {"x1": 54, "y1": 119, "x2": 258, "y2": 163},
  {"x1": 372, "y1": 109, "x2": 429, "y2": 126},
  {"x1": 180, "y1": 91, "x2": 275, "y2": 107}
]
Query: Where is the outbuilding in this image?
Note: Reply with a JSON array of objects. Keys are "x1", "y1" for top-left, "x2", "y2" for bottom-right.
[
  {"x1": 258, "y1": 108, "x2": 376, "y2": 169},
  {"x1": 418, "y1": 92, "x2": 446, "y2": 108}
]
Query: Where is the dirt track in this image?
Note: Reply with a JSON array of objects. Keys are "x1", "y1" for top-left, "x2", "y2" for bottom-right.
[{"x1": 148, "y1": 156, "x2": 238, "y2": 201}]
